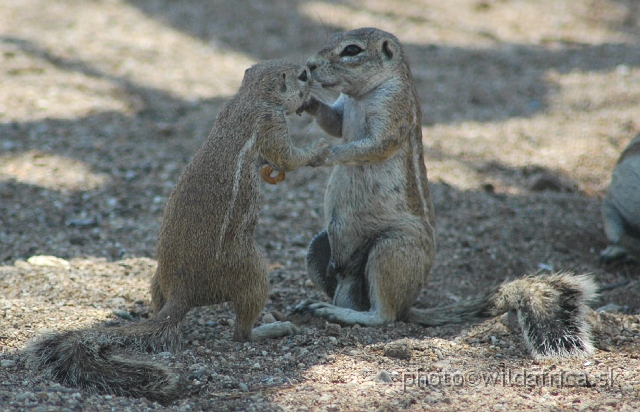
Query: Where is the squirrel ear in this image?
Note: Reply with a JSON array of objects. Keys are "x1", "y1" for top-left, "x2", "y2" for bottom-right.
[
  {"x1": 242, "y1": 66, "x2": 253, "y2": 85},
  {"x1": 382, "y1": 40, "x2": 396, "y2": 60},
  {"x1": 279, "y1": 72, "x2": 287, "y2": 92}
]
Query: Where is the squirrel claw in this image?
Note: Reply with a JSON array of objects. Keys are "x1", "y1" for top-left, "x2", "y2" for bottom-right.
[
  {"x1": 292, "y1": 299, "x2": 315, "y2": 314},
  {"x1": 261, "y1": 165, "x2": 285, "y2": 184}
]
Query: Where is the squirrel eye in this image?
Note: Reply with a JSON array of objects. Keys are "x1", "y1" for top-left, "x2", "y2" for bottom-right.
[
  {"x1": 340, "y1": 44, "x2": 363, "y2": 57},
  {"x1": 298, "y1": 70, "x2": 308, "y2": 82}
]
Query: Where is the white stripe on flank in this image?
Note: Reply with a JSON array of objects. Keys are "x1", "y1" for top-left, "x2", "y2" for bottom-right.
[
  {"x1": 409, "y1": 109, "x2": 435, "y2": 237},
  {"x1": 218, "y1": 133, "x2": 257, "y2": 251}
]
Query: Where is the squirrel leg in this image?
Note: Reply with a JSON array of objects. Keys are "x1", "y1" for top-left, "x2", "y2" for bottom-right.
[
  {"x1": 306, "y1": 229, "x2": 370, "y2": 312},
  {"x1": 150, "y1": 272, "x2": 167, "y2": 315},
  {"x1": 299, "y1": 231, "x2": 430, "y2": 326},
  {"x1": 231, "y1": 263, "x2": 299, "y2": 341},
  {"x1": 232, "y1": 297, "x2": 264, "y2": 342},
  {"x1": 601, "y1": 201, "x2": 628, "y2": 263},
  {"x1": 306, "y1": 230, "x2": 337, "y2": 298},
  {"x1": 231, "y1": 250, "x2": 269, "y2": 342},
  {"x1": 360, "y1": 232, "x2": 428, "y2": 322}
]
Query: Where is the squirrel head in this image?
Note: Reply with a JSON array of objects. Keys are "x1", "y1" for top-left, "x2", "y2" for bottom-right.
[
  {"x1": 241, "y1": 60, "x2": 310, "y2": 115},
  {"x1": 306, "y1": 27, "x2": 407, "y2": 98}
]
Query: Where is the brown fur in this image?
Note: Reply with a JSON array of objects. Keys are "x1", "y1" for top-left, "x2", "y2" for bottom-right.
[
  {"x1": 296, "y1": 27, "x2": 597, "y2": 360},
  {"x1": 27, "y1": 60, "x2": 329, "y2": 403}
]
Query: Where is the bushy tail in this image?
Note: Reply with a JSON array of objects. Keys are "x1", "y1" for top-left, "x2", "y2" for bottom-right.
[
  {"x1": 26, "y1": 317, "x2": 183, "y2": 404},
  {"x1": 490, "y1": 273, "x2": 597, "y2": 359},
  {"x1": 407, "y1": 289, "x2": 498, "y2": 326},
  {"x1": 408, "y1": 273, "x2": 597, "y2": 359}
]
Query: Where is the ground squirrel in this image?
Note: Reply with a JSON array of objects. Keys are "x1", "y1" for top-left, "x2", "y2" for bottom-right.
[
  {"x1": 295, "y1": 27, "x2": 597, "y2": 360},
  {"x1": 27, "y1": 60, "x2": 329, "y2": 403},
  {"x1": 601, "y1": 133, "x2": 640, "y2": 263}
]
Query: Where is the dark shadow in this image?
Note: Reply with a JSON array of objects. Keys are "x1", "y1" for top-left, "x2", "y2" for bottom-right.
[
  {"x1": 407, "y1": 41, "x2": 640, "y2": 124},
  {"x1": 0, "y1": 35, "x2": 229, "y2": 263},
  {"x1": 123, "y1": 0, "x2": 640, "y2": 124},
  {"x1": 599, "y1": 0, "x2": 640, "y2": 40},
  {"x1": 425, "y1": 144, "x2": 582, "y2": 195},
  {"x1": 124, "y1": 0, "x2": 346, "y2": 61},
  {"x1": 1, "y1": 35, "x2": 217, "y2": 122}
]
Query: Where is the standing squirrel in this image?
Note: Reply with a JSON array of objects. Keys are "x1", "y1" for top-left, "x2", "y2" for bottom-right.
[
  {"x1": 600, "y1": 133, "x2": 640, "y2": 263},
  {"x1": 295, "y1": 27, "x2": 597, "y2": 360},
  {"x1": 27, "y1": 60, "x2": 329, "y2": 403}
]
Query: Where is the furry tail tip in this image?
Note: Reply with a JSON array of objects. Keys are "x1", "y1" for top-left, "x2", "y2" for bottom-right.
[
  {"x1": 26, "y1": 329, "x2": 180, "y2": 404},
  {"x1": 493, "y1": 272, "x2": 598, "y2": 360}
]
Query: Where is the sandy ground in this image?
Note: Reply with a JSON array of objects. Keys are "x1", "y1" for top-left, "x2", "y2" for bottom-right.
[{"x1": 1, "y1": 0, "x2": 640, "y2": 410}]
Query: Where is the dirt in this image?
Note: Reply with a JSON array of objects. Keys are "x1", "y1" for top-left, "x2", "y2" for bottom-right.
[{"x1": 1, "y1": 0, "x2": 640, "y2": 410}]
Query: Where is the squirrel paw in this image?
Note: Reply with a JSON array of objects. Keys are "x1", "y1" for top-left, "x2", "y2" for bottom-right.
[
  {"x1": 252, "y1": 321, "x2": 300, "y2": 341},
  {"x1": 292, "y1": 300, "x2": 331, "y2": 314},
  {"x1": 296, "y1": 301, "x2": 344, "y2": 323},
  {"x1": 261, "y1": 165, "x2": 285, "y2": 184},
  {"x1": 599, "y1": 245, "x2": 633, "y2": 264},
  {"x1": 298, "y1": 96, "x2": 320, "y2": 116},
  {"x1": 307, "y1": 139, "x2": 331, "y2": 167},
  {"x1": 292, "y1": 299, "x2": 316, "y2": 314}
]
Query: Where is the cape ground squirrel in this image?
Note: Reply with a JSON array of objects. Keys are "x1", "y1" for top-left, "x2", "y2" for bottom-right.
[
  {"x1": 296, "y1": 27, "x2": 597, "y2": 360},
  {"x1": 601, "y1": 133, "x2": 640, "y2": 263},
  {"x1": 27, "y1": 60, "x2": 329, "y2": 403}
]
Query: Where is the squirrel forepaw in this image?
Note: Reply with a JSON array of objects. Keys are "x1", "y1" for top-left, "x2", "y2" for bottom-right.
[
  {"x1": 307, "y1": 139, "x2": 332, "y2": 167},
  {"x1": 300, "y1": 96, "x2": 320, "y2": 116},
  {"x1": 292, "y1": 299, "x2": 317, "y2": 313}
]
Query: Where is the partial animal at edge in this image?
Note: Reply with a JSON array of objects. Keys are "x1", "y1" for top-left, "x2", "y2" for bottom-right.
[{"x1": 600, "y1": 133, "x2": 640, "y2": 263}]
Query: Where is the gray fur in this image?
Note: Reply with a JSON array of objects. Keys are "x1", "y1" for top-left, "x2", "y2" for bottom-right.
[
  {"x1": 298, "y1": 27, "x2": 597, "y2": 360},
  {"x1": 27, "y1": 60, "x2": 328, "y2": 402},
  {"x1": 408, "y1": 273, "x2": 597, "y2": 359},
  {"x1": 601, "y1": 133, "x2": 640, "y2": 262},
  {"x1": 488, "y1": 273, "x2": 597, "y2": 359}
]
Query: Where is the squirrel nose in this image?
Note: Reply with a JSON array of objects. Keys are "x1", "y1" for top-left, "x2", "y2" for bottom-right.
[{"x1": 306, "y1": 56, "x2": 320, "y2": 72}]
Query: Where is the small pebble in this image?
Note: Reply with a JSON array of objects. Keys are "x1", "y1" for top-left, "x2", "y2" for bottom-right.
[
  {"x1": 325, "y1": 323, "x2": 342, "y2": 336},
  {"x1": 375, "y1": 370, "x2": 393, "y2": 383},
  {"x1": 15, "y1": 392, "x2": 34, "y2": 402},
  {"x1": 383, "y1": 341, "x2": 412, "y2": 360},
  {"x1": 1, "y1": 359, "x2": 16, "y2": 368},
  {"x1": 270, "y1": 310, "x2": 286, "y2": 321},
  {"x1": 26, "y1": 255, "x2": 70, "y2": 268},
  {"x1": 596, "y1": 303, "x2": 622, "y2": 313},
  {"x1": 112, "y1": 309, "x2": 133, "y2": 321}
]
